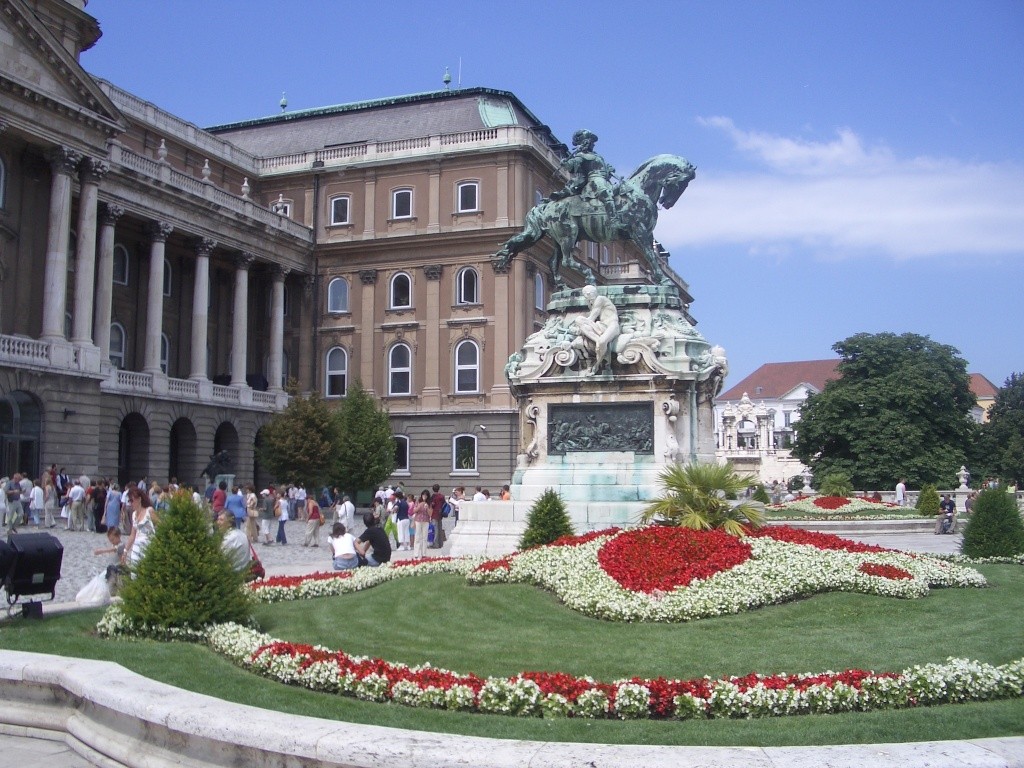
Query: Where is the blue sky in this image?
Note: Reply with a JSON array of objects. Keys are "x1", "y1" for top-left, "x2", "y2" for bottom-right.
[{"x1": 81, "y1": 0, "x2": 1024, "y2": 389}]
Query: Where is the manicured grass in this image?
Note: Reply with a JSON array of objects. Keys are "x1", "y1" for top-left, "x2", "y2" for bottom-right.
[{"x1": 1, "y1": 564, "x2": 1023, "y2": 746}]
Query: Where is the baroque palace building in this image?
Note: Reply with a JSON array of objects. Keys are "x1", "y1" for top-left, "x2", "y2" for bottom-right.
[{"x1": 1, "y1": 0, "x2": 687, "y2": 492}]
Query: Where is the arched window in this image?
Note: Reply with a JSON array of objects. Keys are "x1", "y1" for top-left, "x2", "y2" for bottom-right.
[
  {"x1": 534, "y1": 272, "x2": 545, "y2": 310},
  {"x1": 329, "y1": 195, "x2": 351, "y2": 225},
  {"x1": 454, "y1": 339, "x2": 479, "y2": 393},
  {"x1": 163, "y1": 259, "x2": 172, "y2": 297},
  {"x1": 327, "y1": 277, "x2": 350, "y2": 313},
  {"x1": 388, "y1": 343, "x2": 412, "y2": 395},
  {"x1": 109, "y1": 323, "x2": 126, "y2": 369},
  {"x1": 325, "y1": 346, "x2": 348, "y2": 397},
  {"x1": 392, "y1": 188, "x2": 413, "y2": 219},
  {"x1": 456, "y1": 181, "x2": 479, "y2": 212},
  {"x1": 160, "y1": 333, "x2": 170, "y2": 374},
  {"x1": 113, "y1": 244, "x2": 129, "y2": 285},
  {"x1": 389, "y1": 272, "x2": 412, "y2": 309},
  {"x1": 456, "y1": 267, "x2": 479, "y2": 305},
  {"x1": 452, "y1": 434, "x2": 477, "y2": 472},
  {"x1": 393, "y1": 435, "x2": 410, "y2": 473}
]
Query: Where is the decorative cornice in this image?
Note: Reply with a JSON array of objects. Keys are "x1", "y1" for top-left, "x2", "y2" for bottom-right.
[
  {"x1": 99, "y1": 204, "x2": 125, "y2": 226},
  {"x1": 490, "y1": 257, "x2": 511, "y2": 276},
  {"x1": 359, "y1": 269, "x2": 378, "y2": 285},
  {"x1": 148, "y1": 221, "x2": 174, "y2": 243},
  {"x1": 423, "y1": 264, "x2": 443, "y2": 281}
]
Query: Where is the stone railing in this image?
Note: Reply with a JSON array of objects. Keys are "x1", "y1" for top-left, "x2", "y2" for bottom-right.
[
  {"x1": 254, "y1": 125, "x2": 564, "y2": 176},
  {"x1": 111, "y1": 146, "x2": 313, "y2": 243},
  {"x1": 0, "y1": 335, "x2": 50, "y2": 364}
]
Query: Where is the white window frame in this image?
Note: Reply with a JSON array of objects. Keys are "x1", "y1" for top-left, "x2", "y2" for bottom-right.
[
  {"x1": 391, "y1": 188, "x2": 413, "y2": 219},
  {"x1": 388, "y1": 343, "x2": 412, "y2": 396},
  {"x1": 534, "y1": 272, "x2": 545, "y2": 310},
  {"x1": 329, "y1": 194, "x2": 351, "y2": 225},
  {"x1": 389, "y1": 272, "x2": 412, "y2": 309},
  {"x1": 456, "y1": 181, "x2": 479, "y2": 213},
  {"x1": 456, "y1": 267, "x2": 479, "y2": 305},
  {"x1": 325, "y1": 346, "x2": 348, "y2": 398},
  {"x1": 113, "y1": 244, "x2": 129, "y2": 285},
  {"x1": 327, "y1": 277, "x2": 350, "y2": 313},
  {"x1": 160, "y1": 332, "x2": 170, "y2": 374},
  {"x1": 454, "y1": 339, "x2": 480, "y2": 394},
  {"x1": 452, "y1": 433, "x2": 478, "y2": 473},
  {"x1": 110, "y1": 322, "x2": 126, "y2": 369},
  {"x1": 163, "y1": 259, "x2": 172, "y2": 298},
  {"x1": 393, "y1": 435, "x2": 410, "y2": 475}
]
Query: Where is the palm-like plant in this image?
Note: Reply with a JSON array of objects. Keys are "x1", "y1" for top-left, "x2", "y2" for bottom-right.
[{"x1": 641, "y1": 462, "x2": 765, "y2": 536}]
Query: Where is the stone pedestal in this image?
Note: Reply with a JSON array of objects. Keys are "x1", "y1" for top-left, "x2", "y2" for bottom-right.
[{"x1": 449, "y1": 284, "x2": 727, "y2": 557}]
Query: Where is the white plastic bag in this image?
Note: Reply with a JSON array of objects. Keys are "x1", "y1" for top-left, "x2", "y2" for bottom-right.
[{"x1": 75, "y1": 570, "x2": 112, "y2": 605}]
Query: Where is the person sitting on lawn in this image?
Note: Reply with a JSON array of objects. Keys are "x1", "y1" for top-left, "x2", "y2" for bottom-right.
[
  {"x1": 328, "y1": 522, "x2": 359, "y2": 570},
  {"x1": 355, "y1": 512, "x2": 391, "y2": 567}
]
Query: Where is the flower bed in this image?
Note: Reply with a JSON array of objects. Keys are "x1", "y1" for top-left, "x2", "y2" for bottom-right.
[
  {"x1": 467, "y1": 525, "x2": 986, "y2": 622},
  {"x1": 202, "y1": 621, "x2": 1024, "y2": 720},
  {"x1": 767, "y1": 496, "x2": 914, "y2": 520}
]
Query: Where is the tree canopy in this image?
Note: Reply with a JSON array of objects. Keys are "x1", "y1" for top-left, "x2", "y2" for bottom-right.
[
  {"x1": 332, "y1": 380, "x2": 396, "y2": 495},
  {"x1": 791, "y1": 332, "x2": 975, "y2": 490},
  {"x1": 970, "y1": 373, "x2": 1024, "y2": 484},
  {"x1": 257, "y1": 389, "x2": 340, "y2": 491}
]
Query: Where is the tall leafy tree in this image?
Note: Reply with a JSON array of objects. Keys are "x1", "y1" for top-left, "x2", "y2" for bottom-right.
[
  {"x1": 792, "y1": 332, "x2": 975, "y2": 490},
  {"x1": 333, "y1": 380, "x2": 395, "y2": 496},
  {"x1": 973, "y1": 373, "x2": 1024, "y2": 484},
  {"x1": 257, "y1": 389, "x2": 340, "y2": 491}
]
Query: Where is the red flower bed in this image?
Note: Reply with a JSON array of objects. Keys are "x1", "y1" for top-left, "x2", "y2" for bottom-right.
[
  {"x1": 858, "y1": 562, "x2": 913, "y2": 580},
  {"x1": 751, "y1": 526, "x2": 890, "y2": 554},
  {"x1": 390, "y1": 556, "x2": 455, "y2": 569},
  {"x1": 597, "y1": 528, "x2": 752, "y2": 593},
  {"x1": 550, "y1": 528, "x2": 621, "y2": 548},
  {"x1": 812, "y1": 495, "x2": 851, "y2": 510},
  {"x1": 250, "y1": 571, "x2": 352, "y2": 590}
]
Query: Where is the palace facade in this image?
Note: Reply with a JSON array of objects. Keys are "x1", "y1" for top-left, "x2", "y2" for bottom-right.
[{"x1": 0, "y1": 0, "x2": 685, "y2": 492}]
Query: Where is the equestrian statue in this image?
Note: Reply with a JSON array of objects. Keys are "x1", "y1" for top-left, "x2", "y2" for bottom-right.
[{"x1": 493, "y1": 129, "x2": 696, "y2": 290}]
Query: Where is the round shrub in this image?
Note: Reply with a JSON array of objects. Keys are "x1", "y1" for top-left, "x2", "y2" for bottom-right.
[
  {"x1": 961, "y1": 488, "x2": 1024, "y2": 558},
  {"x1": 915, "y1": 484, "x2": 940, "y2": 518},
  {"x1": 119, "y1": 492, "x2": 252, "y2": 628},
  {"x1": 520, "y1": 488, "x2": 574, "y2": 549}
]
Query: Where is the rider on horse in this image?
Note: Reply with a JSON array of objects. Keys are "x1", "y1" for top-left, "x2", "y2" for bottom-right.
[{"x1": 549, "y1": 129, "x2": 617, "y2": 222}]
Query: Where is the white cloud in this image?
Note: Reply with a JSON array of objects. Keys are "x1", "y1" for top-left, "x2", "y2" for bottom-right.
[{"x1": 658, "y1": 119, "x2": 1024, "y2": 259}]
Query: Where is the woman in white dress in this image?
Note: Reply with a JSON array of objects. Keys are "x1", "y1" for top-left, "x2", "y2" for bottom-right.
[{"x1": 124, "y1": 486, "x2": 160, "y2": 568}]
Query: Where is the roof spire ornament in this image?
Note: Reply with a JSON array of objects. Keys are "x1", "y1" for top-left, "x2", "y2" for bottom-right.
[
  {"x1": 279, "y1": 92, "x2": 287, "y2": 112},
  {"x1": 443, "y1": 67, "x2": 452, "y2": 91}
]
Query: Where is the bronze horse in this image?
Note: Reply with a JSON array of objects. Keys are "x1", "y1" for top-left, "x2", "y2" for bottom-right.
[{"x1": 493, "y1": 154, "x2": 696, "y2": 287}]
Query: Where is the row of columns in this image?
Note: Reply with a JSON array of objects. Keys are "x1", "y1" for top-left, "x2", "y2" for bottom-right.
[{"x1": 38, "y1": 144, "x2": 292, "y2": 392}]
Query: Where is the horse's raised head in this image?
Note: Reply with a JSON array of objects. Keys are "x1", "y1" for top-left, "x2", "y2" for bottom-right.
[{"x1": 659, "y1": 161, "x2": 696, "y2": 210}]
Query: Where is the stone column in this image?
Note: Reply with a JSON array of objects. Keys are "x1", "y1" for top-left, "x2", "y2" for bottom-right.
[
  {"x1": 71, "y1": 158, "x2": 108, "y2": 348},
  {"x1": 362, "y1": 174, "x2": 376, "y2": 239},
  {"x1": 190, "y1": 238, "x2": 216, "y2": 380},
  {"x1": 427, "y1": 164, "x2": 440, "y2": 233},
  {"x1": 268, "y1": 266, "x2": 289, "y2": 392},
  {"x1": 496, "y1": 162, "x2": 509, "y2": 228},
  {"x1": 143, "y1": 222, "x2": 173, "y2": 373},
  {"x1": 93, "y1": 203, "x2": 124, "y2": 365},
  {"x1": 359, "y1": 269, "x2": 378, "y2": 393},
  {"x1": 41, "y1": 146, "x2": 82, "y2": 341},
  {"x1": 422, "y1": 264, "x2": 443, "y2": 407},
  {"x1": 298, "y1": 275, "x2": 314, "y2": 392},
  {"x1": 230, "y1": 252, "x2": 255, "y2": 387},
  {"x1": 490, "y1": 259, "x2": 512, "y2": 404}
]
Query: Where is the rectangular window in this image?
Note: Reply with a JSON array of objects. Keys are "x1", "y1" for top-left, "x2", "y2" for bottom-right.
[
  {"x1": 392, "y1": 189, "x2": 412, "y2": 219},
  {"x1": 457, "y1": 182, "x2": 478, "y2": 213},
  {"x1": 330, "y1": 196, "x2": 350, "y2": 225}
]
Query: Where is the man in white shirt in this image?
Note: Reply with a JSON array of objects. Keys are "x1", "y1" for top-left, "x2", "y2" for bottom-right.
[
  {"x1": 895, "y1": 478, "x2": 907, "y2": 507},
  {"x1": 339, "y1": 494, "x2": 355, "y2": 530},
  {"x1": 68, "y1": 480, "x2": 87, "y2": 531},
  {"x1": 472, "y1": 487, "x2": 486, "y2": 502},
  {"x1": 218, "y1": 511, "x2": 252, "y2": 574}
]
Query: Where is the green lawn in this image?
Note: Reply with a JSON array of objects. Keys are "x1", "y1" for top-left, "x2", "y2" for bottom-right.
[{"x1": 1, "y1": 564, "x2": 1023, "y2": 747}]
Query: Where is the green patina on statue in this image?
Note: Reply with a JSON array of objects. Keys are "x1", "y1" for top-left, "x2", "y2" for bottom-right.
[{"x1": 493, "y1": 130, "x2": 695, "y2": 289}]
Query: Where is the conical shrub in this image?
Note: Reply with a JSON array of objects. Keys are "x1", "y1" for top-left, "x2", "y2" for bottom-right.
[
  {"x1": 519, "y1": 488, "x2": 574, "y2": 549},
  {"x1": 119, "y1": 492, "x2": 252, "y2": 628},
  {"x1": 961, "y1": 488, "x2": 1024, "y2": 558},
  {"x1": 915, "y1": 484, "x2": 940, "y2": 518}
]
